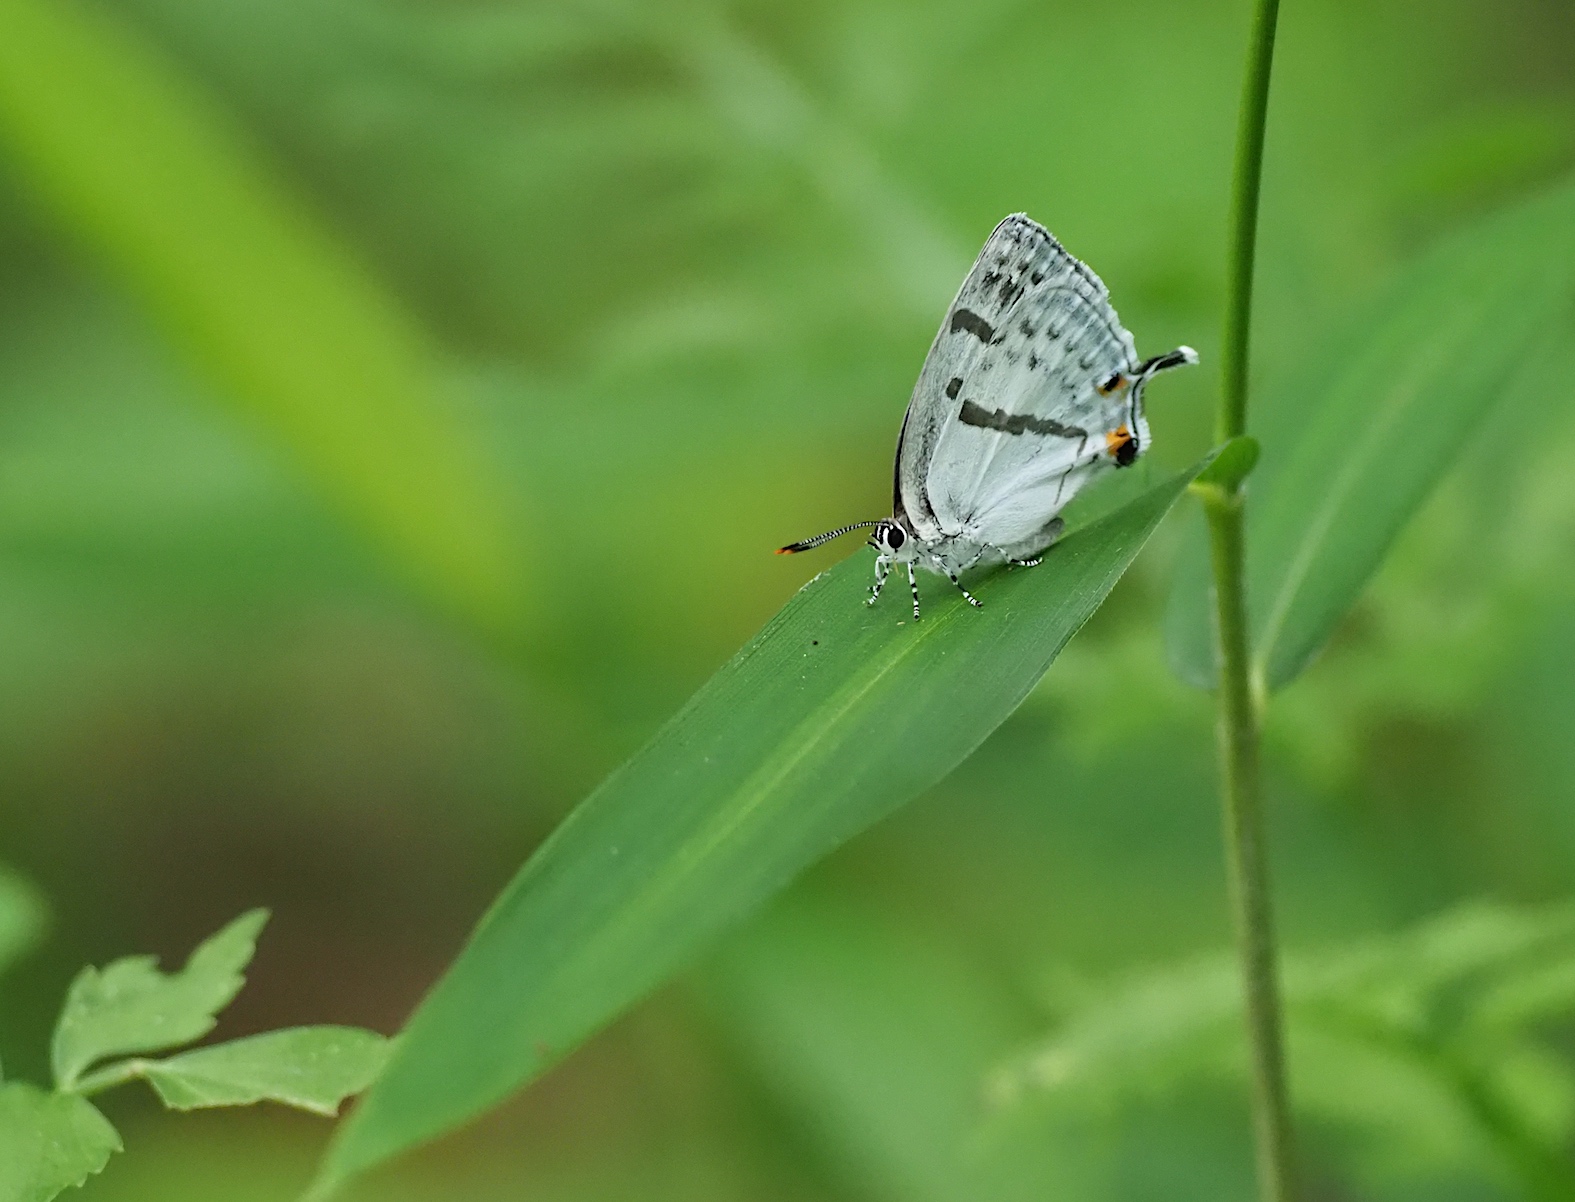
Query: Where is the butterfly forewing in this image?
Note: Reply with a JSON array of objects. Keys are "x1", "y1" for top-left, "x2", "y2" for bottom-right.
[{"x1": 896, "y1": 215, "x2": 1140, "y2": 554}]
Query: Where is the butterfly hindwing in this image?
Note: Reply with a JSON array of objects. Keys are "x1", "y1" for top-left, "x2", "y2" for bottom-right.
[{"x1": 895, "y1": 215, "x2": 1140, "y2": 555}]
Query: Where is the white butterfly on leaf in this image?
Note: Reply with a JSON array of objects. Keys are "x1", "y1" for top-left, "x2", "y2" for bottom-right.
[{"x1": 780, "y1": 213, "x2": 1196, "y2": 619}]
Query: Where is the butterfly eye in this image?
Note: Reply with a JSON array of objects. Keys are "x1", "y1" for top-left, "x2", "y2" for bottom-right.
[
  {"x1": 884, "y1": 524, "x2": 906, "y2": 550},
  {"x1": 1096, "y1": 372, "x2": 1127, "y2": 396}
]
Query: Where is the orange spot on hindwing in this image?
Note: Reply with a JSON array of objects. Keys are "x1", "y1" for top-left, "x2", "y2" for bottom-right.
[{"x1": 1105, "y1": 425, "x2": 1138, "y2": 467}]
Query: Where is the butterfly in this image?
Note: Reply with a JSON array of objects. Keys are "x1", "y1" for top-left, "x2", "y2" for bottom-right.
[{"x1": 779, "y1": 213, "x2": 1196, "y2": 619}]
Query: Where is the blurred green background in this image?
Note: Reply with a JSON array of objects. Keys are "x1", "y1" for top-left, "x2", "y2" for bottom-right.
[{"x1": 2, "y1": 0, "x2": 1574, "y2": 1198}]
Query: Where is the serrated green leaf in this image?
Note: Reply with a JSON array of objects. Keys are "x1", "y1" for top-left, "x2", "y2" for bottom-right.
[
  {"x1": 51, "y1": 909, "x2": 268, "y2": 1090},
  {"x1": 138, "y1": 1026, "x2": 390, "y2": 1116},
  {"x1": 0, "y1": 868, "x2": 46, "y2": 985},
  {"x1": 308, "y1": 455, "x2": 1215, "y2": 1196},
  {"x1": 0, "y1": 0, "x2": 528, "y2": 640},
  {"x1": 1168, "y1": 178, "x2": 1575, "y2": 691},
  {"x1": 0, "y1": 1082, "x2": 120, "y2": 1202}
]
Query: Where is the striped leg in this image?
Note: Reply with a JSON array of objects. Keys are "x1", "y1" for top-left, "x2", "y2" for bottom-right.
[
  {"x1": 929, "y1": 555, "x2": 983, "y2": 608},
  {"x1": 907, "y1": 561, "x2": 922, "y2": 620},
  {"x1": 996, "y1": 518, "x2": 1061, "y2": 568},
  {"x1": 866, "y1": 556, "x2": 892, "y2": 607}
]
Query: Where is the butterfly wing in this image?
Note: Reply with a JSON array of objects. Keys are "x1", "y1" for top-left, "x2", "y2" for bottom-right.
[{"x1": 894, "y1": 215, "x2": 1141, "y2": 554}]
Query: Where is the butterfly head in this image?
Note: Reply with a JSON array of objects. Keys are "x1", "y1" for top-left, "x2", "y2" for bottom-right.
[{"x1": 869, "y1": 518, "x2": 911, "y2": 559}]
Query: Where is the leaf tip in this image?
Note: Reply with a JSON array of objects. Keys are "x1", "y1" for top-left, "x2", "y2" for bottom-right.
[{"x1": 1192, "y1": 435, "x2": 1260, "y2": 492}]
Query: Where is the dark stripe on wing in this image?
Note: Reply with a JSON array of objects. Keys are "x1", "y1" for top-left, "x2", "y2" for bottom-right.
[
  {"x1": 949, "y1": 308, "x2": 999, "y2": 344},
  {"x1": 958, "y1": 400, "x2": 1086, "y2": 439}
]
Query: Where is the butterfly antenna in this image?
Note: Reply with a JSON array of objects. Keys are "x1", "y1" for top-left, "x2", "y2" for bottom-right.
[
  {"x1": 777, "y1": 520, "x2": 882, "y2": 554},
  {"x1": 1135, "y1": 346, "x2": 1199, "y2": 378}
]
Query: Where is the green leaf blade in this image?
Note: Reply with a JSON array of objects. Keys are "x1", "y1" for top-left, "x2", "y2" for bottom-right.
[
  {"x1": 311, "y1": 458, "x2": 1212, "y2": 1194},
  {"x1": 140, "y1": 1026, "x2": 390, "y2": 1116},
  {"x1": 1168, "y1": 179, "x2": 1575, "y2": 692},
  {"x1": 0, "y1": 1082, "x2": 120, "y2": 1202},
  {"x1": 51, "y1": 909, "x2": 267, "y2": 1089}
]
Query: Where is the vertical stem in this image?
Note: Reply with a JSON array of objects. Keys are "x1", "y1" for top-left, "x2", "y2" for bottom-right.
[
  {"x1": 1206, "y1": 489, "x2": 1295, "y2": 1202},
  {"x1": 1220, "y1": 0, "x2": 1280, "y2": 445},
  {"x1": 1210, "y1": 1, "x2": 1294, "y2": 1201}
]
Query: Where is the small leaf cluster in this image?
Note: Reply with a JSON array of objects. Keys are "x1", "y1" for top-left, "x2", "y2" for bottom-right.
[{"x1": 0, "y1": 909, "x2": 388, "y2": 1202}]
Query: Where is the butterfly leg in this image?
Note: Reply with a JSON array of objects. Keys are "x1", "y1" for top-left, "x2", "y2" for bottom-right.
[
  {"x1": 907, "y1": 561, "x2": 922, "y2": 620},
  {"x1": 928, "y1": 555, "x2": 983, "y2": 609},
  {"x1": 866, "y1": 556, "x2": 892, "y2": 607},
  {"x1": 998, "y1": 518, "x2": 1062, "y2": 567}
]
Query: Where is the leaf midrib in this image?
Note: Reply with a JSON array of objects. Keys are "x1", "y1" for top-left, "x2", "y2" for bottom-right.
[{"x1": 576, "y1": 579, "x2": 973, "y2": 969}]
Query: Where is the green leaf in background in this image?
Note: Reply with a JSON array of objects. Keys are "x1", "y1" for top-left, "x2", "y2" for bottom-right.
[
  {"x1": 0, "y1": 1082, "x2": 120, "y2": 1202},
  {"x1": 138, "y1": 1027, "x2": 391, "y2": 1116},
  {"x1": 991, "y1": 902, "x2": 1575, "y2": 1196},
  {"x1": 0, "y1": 867, "x2": 46, "y2": 983},
  {"x1": 0, "y1": 0, "x2": 527, "y2": 641},
  {"x1": 308, "y1": 456, "x2": 1215, "y2": 1196},
  {"x1": 51, "y1": 909, "x2": 267, "y2": 1089},
  {"x1": 1168, "y1": 178, "x2": 1575, "y2": 691}
]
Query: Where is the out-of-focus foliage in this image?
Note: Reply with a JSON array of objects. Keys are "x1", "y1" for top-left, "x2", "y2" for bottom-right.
[
  {"x1": 1168, "y1": 177, "x2": 1575, "y2": 692},
  {"x1": 0, "y1": 0, "x2": 1572, "y2": 1199},
  {"x1": 0, "y1": 869, "x2": 46, "y2": 983},
  {"x1": 0, "y1": 0, "x2": 528, "y2": 641},
  {"x1": 994, "y1": 903, "x2": 1575, "y2": 1199}
]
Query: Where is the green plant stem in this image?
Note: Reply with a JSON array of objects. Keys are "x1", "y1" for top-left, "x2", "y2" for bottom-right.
[
  {"x1": 1210, "y1": 0, "x2": 1294, "y2": 1200},
  {"x1": 1220, "y1": 0, "x2": 1280, "y2": 445},
  {"x1": 70, "y1": 1058, "x2": 148, "y2": 1097},
  {"x1": 1205, "y1": 486, "x2": 1294, "y2": 1202}
]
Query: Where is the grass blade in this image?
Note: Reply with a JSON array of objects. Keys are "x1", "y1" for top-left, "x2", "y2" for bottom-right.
[
  {"x1": 1167, "y1": 179, "x2": 1575, "y2": 691},
  {"x1": 0, "y1": 0, "x2": 526, "y2": 638},
  {"x1": 308, "y1": 456, "x2": 1213, "y2": 1195}
]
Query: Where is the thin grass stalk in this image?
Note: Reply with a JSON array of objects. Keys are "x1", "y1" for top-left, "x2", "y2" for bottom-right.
[{"x1": 1207, "y1": 0, "x2": 1295, "y2": 1199}]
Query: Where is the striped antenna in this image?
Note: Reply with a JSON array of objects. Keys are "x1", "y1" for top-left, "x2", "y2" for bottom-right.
[
  {"x1": 777, "y1": 520, "x2": 883, "y2": 554},
  {"x1": 1135, "y1": 346, "x2": 1199, "y2": 379}
]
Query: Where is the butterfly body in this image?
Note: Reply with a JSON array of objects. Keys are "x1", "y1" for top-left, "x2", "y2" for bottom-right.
[{"x1": 782, "y1": 213, "x2": 1196, "y2": 618}]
